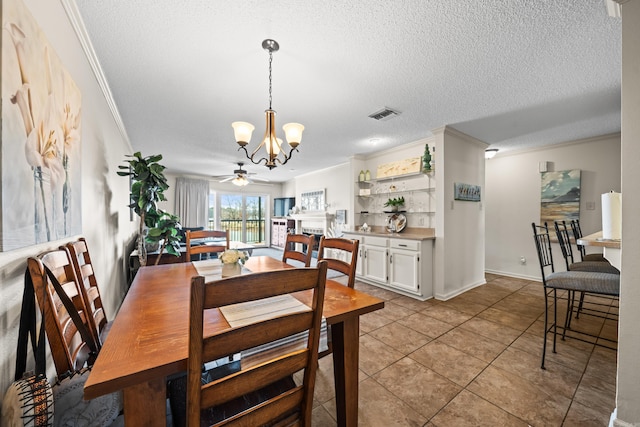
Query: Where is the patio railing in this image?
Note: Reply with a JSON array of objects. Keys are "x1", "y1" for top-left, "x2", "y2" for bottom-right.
[{"x1": 208, "y1": 219, "x2": 265, "y2": 245}]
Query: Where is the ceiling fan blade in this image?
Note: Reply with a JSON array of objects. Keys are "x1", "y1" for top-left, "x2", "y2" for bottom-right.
[
  {"x1": 219, "y1": 177, "x2": 234, "y2": 183},
  {"x1": 250, "y1": 176, "x2": 270, "y2": 182}
]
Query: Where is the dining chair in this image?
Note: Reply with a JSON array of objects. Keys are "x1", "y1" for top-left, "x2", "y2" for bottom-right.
[
  {"x1": 554, "y1": 220, "x2": 619, "y2": 321},
  {"x1": 183, "y1": 261, "x2": 328, "y2": 427},
  {"x1": 316, "y1": 236, "x2": 359, "y2": 361},
  {"x1": 27, "y1": 249, "x2": 96, "y2": 375},
  {"x1": 185, "y1": 229, "x2": 229, "y2": 261},
  {"x1": 554, "y1": 220, "x2": 619, "y2": 274},
  {"x1": 317, "y1": 236, "x2": 360, "y2": 288},
  {"x1": 531, "y1": 222, "x2": 619, "y2": 369},
  {"x1": 65, "y1": 238, "x2": 110, "y2": 344},
  {"x1": 570, "y1": 219, "x2": 608, "y2": 262},
  {"x1": 282, "y1": 233, "x2": 315, "y2": 267}
]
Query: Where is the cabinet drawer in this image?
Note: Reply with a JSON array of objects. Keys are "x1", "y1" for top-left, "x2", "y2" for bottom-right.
[
  {"x1": 365, "y1": 236, "x2": 388, "y2": 247},
  {"x1": 390, "y1": 239, "x2": 419, "y2": 251}
]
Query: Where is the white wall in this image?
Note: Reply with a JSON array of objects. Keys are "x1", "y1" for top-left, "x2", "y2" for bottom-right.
[
  {"x1": 615, "y1": 1, "x2": 640, "y2": 425},
  {"x1": 433, "y1": 127, "x2": 486, "y2": 299},
  {"x1": 293, "y1": 161, "x2": 351, "y2": 216},
  {"x1": 485, "y1": 134, "x2": 621, "y2": 279},
  {"x1": 0, "y1": 0, "x2": 136, "y2": 393}
]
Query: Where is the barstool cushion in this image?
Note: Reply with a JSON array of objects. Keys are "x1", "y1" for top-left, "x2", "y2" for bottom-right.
[{"x1": 546, "y1": 271, "x2": 620, "y2": 296}]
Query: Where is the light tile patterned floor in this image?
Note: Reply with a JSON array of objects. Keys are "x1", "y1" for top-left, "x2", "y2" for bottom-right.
[{"x1": 310, "y1": 273, "x2": 618, "y2": 426}]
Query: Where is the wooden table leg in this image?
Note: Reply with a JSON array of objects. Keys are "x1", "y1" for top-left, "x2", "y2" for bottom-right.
[
  {"x1": 123, "y1": 377, "x2": 166, "y2": 426},
  {"x1": 332, "y1": 317, "x2": 359, "y2": 427}
]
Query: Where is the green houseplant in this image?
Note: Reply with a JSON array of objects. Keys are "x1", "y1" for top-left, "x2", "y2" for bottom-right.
[
  {"x1": 117, "y1": 152, "x2": 181, "y2": 266},
  {"x1": 384, "y1": 196, "x2": 405, "y2": 212},
  {"x1": 146, "y1": 212, "x2": 182, "y2": 265}
]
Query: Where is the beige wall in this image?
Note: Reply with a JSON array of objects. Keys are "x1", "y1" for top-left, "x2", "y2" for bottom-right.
[
  {"x1": 485, "y1": 134, "x2": 622, "y2": 279},
  {"x1": 0, "y1": 0, "x2": 137, "y2": 392},
  {"x1": 615, "y1": 1, "x2": 640, "y2": 425}
]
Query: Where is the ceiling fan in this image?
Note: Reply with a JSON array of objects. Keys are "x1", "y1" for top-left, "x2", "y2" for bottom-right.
[{"x1": 216, "y1": 162, "x2": 269, "y2": 186}]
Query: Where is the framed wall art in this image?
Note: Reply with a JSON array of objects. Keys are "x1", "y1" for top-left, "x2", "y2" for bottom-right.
[
  {"x1": 454, "y1": 182, "x2": 481, "y2": 202},
  {"x1": 540, "y1": 169, "x2": 581, "y2": 225},
  {"x1": 1, "y1": 0, "x2": 82, "y2": 250}
]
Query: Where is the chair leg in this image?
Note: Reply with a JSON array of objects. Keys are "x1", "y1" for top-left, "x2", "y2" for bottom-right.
[
  {"x1": 552, "y1": 289, "x2": 558, "y2": 354},
  {"x1": 576, "y1": 291, "x2": 585, "y2": 319},
  {"x1": 562, "y1": 290, "x2": 575, "y2": 340},
  {"x1": 541, "y1": 287, "x2": 549, "y2": 370}
]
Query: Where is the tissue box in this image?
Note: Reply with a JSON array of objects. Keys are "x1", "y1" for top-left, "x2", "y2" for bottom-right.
[{"x1": 359, "y1": 189, "x2": 371, "y2": 196}]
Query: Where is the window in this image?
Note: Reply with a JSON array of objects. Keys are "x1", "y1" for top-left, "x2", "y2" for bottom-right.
[{"x1": 210, "y1": 192, "x2": 266, "y2": 245}]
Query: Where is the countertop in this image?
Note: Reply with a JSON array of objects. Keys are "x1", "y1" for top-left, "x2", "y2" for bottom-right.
[
  {"x1": 577, "y1": 231, "x2": 621, "y2": 249},
  {"x1": 343, "y1": 227, "x2": 435, "y2": 241}
]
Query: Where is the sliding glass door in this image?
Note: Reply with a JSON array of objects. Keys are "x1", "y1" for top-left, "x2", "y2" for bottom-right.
[{"x1": 215, "y1": 193, "x2": 266, "y2": 245}]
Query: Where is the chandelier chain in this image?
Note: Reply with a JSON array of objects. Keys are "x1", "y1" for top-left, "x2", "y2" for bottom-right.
[{"x1": 268, "y1": 50, "x2": 273, "y2": 110}]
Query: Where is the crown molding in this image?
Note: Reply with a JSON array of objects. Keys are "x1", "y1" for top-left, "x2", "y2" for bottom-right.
[{"x1": 60, "y1": 0, "x2": 132, "y2": 150}]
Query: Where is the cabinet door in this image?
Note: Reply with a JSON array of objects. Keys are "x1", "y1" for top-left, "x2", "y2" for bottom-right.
[
  {"x1": 389, "y1": 248, "x2": 420, "y2": 293},
  {"x1": 364, "y1": 245, "x2": 388, "y2": 283},
  {"x1": 355, "y1": 246, "x2": 364, "y2": 277}
]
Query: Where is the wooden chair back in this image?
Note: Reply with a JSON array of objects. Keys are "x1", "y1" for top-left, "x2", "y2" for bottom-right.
[
  {"x1": 317, "y1": 236, "x2": 360, "y2": 288},
  {"x1": 282, "y1": 233, "x2": 315, "y2": 267},
  {"x1": 27, "y1": 249, "x2": 93, "y2": 375},
  {"x1": 187, "y1": 262, "x2": 327, "y2": 427},
  {"x1": 186, "y1": 229, "x2": 229, "y2": 261},
  {"x1": 65, "y1": 238, "x2": 108, "y2": 343}
]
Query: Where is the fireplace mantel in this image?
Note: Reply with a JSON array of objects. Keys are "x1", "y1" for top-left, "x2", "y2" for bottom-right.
[{"x1": 289, "y1": 212, "x2": 335, "y2": 235}]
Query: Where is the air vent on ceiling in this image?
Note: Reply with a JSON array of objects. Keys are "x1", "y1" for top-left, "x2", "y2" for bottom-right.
[{"x1": 368, "y1": 107, "x2": 401, "y2": 121}]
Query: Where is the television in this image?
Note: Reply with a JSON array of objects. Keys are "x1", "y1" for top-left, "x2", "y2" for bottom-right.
[{"x1": 274, "y1": 197, "x2": 295, "y2": 217}]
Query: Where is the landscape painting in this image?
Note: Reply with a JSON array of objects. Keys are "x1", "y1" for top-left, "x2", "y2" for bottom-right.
[
  {"x1": 1, "y1": 0, "x2": 82, "y2": 250},
  {"x1": 540, "y1": 169, "x2": 580, "y2": 226}
]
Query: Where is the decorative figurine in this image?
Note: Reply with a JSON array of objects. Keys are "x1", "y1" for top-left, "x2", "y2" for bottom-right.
[{"x1": 422, "y1": 144, "x2": 432, "y2": 173}]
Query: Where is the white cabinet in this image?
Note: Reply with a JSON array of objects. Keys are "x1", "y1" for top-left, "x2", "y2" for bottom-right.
[
  {"x1": 344, "y1": 233, "x2": 433, "y2": 300},
  {"x1": 389, "y1": 248, "x2": 420, "y2": 293},
  {"x1": 362, "y1": 236, "x2": 388, "y2": 284}
]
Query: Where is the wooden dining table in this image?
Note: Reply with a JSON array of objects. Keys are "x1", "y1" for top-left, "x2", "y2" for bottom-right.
[{"x1": 84, "y1": 256, "x2": 384, "y2": 426}]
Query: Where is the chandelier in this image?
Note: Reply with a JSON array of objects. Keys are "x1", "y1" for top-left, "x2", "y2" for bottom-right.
[{"x1": 232, "y1": 39, "x2": 304, "y2": 169}]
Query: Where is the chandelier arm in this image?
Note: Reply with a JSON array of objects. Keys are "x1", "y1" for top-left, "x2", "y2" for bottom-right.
[
  {"x1": 237, "y1": 146, "x2": 271, "y2": 166},
  {"x1": 273, "y1": 147, "x2": 300, "y2": 167}
]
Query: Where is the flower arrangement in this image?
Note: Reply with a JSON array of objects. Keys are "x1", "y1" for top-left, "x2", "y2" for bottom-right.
[{"x1": 220, "y1": 249, "x2": 248, "y2": 265}]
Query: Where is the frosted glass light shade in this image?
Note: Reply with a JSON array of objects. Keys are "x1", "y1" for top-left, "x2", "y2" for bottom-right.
[
  {"x1": 283, "y1": 123, "x2": 304, "y2": 148},
  {"x1": 232, "y1": 122, "x2": 255, "y2": 146},
  {"x1": 232, "y1": 176, "x2": 249, "y2": 186}
]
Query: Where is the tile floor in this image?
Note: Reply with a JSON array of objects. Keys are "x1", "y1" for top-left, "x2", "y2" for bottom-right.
[{"x1": 307, "y1": 273, "x2": 618, "y2": 426}]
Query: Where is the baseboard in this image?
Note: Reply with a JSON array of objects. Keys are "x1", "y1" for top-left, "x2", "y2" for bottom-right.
[{"x1": 485, "y1": 269, "x2": 540, "y2": 282}]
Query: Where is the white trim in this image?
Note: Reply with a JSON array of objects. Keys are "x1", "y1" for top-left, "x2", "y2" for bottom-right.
[{"x1": 61, "y1": 0, "x2": 132, "y2": 151}]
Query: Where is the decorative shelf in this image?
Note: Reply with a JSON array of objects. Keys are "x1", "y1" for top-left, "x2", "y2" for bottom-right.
[
  {"x1": 356, "y1": 171, "x2": 432, "y2": 184},
  {"x1": 359, "y1": 211, "x2": 435, "y2": 215}
]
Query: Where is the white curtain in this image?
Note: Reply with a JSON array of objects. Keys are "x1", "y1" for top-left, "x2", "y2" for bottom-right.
[{"x1": 174, "y1": 178, "x2": 210, "y2": 228}]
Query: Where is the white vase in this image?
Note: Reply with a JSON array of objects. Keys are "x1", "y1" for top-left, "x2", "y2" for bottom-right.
[{"x1": 222, "y1": 262, "x2": 242, "y2": 277}]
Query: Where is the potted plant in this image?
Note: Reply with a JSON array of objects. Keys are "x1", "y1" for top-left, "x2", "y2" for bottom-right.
[
  {"x1": 384, "y1": 196, "x2": 405, "y2": 212},
  {"x1": 117, "y1": 152, "x2": 181, "y2": 266},
  {"x1": 146, "y1": 211, "x2": 182, "y2": 265}
]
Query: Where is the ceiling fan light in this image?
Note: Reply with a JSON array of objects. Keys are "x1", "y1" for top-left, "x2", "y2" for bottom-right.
[
  {"x1": 232, "y1": 175, "x2": 249, "y2": 186},
  {"x1": 232, "y1": 122, "x2": 255, "y2": 147},
  {"x1": 283, "y1": 123, "x2": 304, "y2": 148}
]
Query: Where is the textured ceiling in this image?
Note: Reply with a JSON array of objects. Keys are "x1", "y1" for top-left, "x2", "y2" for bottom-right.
[{"x1": 72, "y1": 0, "x2": 621, "y2": 182}]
